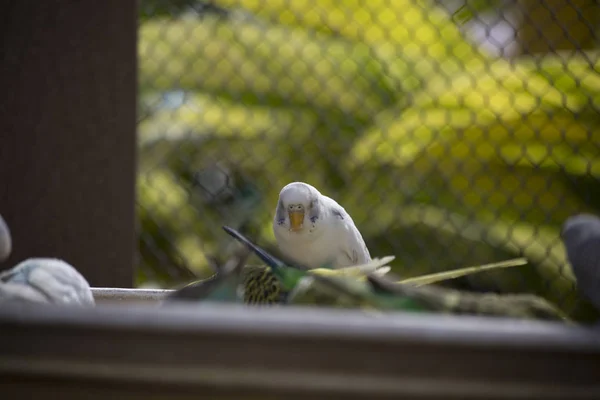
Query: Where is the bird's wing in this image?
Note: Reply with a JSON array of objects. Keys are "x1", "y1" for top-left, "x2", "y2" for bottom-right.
[{"x1": 322, "y1": 196, "x2": 371, "y2": 266}]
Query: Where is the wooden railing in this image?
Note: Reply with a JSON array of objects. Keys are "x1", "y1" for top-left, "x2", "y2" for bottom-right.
[{"x1": 1, "y1": 288, "x2": 600, "y2": 399}]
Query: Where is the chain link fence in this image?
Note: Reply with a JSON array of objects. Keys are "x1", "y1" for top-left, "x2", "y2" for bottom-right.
[{"x1": 136, "y1": 0, "x2": 600, "y2": 320}]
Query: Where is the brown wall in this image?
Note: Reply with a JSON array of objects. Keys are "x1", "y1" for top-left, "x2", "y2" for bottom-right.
[{"x1": 0, "y1": 1, "x2": 137, "y2": 287}]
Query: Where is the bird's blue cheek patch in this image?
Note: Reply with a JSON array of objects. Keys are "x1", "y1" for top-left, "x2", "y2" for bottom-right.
[
  {"x1": 309, "y1": 216, "x2": 318, "y2": 232},
  {"x1": 277, "y1": 219, "x2": 285, "y2": 226}
]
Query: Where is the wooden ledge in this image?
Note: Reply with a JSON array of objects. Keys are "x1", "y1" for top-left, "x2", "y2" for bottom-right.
[{"x1": 0, "y1": 299, "x2": 599, "y2": 399}]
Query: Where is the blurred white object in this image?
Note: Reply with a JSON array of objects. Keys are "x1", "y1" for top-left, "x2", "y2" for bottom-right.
[
  {"x1": 273, "y1": 182, "x2": 371, "y2": 269},
  {"x1": 0, "y1": 214, "x2": 11, "y2": 263},
  {"x1": 0, "y1": 258, "x2": 95, "y2": 307}
]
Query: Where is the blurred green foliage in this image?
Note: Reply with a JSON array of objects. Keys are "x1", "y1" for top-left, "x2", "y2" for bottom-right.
[{"x1": 137, "y1": 0, "x2": 600, "y2": 321}]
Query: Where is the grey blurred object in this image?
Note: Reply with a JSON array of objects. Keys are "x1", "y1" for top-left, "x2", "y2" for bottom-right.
[
  {"x1": 193, "y1": 163, "x2": 237, "y2": 205},
  {"x1": 0, "y1": 214, "x2": 12, "y2": 263},
  {"x1": 562, "y1": 214, "x2": 600, "y2": 313},
  {"x1": 0, "y1": 258, "x2": 95, "y2": 307}
]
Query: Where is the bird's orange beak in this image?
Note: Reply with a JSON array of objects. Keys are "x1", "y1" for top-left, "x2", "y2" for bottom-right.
[{"x1": 288, "y1": 211, "x2": 305, "y2": 232}]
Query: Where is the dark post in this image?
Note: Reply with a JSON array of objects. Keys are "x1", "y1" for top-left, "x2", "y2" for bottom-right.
[
  {"x1": 516, "y1": 0, "x2": 599, "y2": 55},
  {"x1": 0, "y1": 1, "x2": 137, "y2": 287}
]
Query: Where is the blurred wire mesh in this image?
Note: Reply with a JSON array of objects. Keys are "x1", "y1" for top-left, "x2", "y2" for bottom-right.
[{"x1": 136, "y1": 0, "x2": 600, "y2": 320}]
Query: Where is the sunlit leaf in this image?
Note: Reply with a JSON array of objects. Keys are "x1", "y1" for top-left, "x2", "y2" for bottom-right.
[
  {"x1": 213, "y1": 0, "x2": 490, "y2": 63},
  {"x1": 139, "y1": 16, "x2": 398, "y2": 118}
]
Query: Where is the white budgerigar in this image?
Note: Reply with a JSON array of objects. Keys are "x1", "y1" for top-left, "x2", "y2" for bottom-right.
[{"x1": 272, "y1": 182, "x2": 371, "y2": 269}]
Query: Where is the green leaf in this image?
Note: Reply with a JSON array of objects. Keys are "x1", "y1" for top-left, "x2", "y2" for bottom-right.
[{"x1": 212, "y1": 0, "x2": 492, "y2": 63}]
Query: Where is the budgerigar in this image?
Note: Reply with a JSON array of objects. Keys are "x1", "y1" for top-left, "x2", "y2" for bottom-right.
[
  {"x1": 165, "y1": 248, "x2": 250, "y2": 304},
  {"x1": 224, "y1": 226, "x2": 570, "y2": 321},
  {"x1": 287, "y1": 263, "x2": 570, "y2": 321},
  {"x1": 561, "y1": 213, "x2": 600, "y2": 313},
  {"x1": 273, "y1": 182, "x2": 371, "y2": 269},
  {"x1": 240, "y1": 256, "x2": 528, "y2": 305},
  {"x1": 164, "y1": 227, "x2": 304, "y2": 305},
  {"x1": 223, "y1": 226, "x2": 392, "y2": 305},
  {"x1": 171, "y1": 225, "x2": 530, "y2": 309},
  {"x1": 365, "y1": 274, "x2": 571, "y2": 322}
]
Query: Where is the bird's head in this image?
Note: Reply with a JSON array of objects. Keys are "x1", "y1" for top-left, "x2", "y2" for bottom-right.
[{"x1": 274, "y1": 182, "x2": 322, "y2": 234}]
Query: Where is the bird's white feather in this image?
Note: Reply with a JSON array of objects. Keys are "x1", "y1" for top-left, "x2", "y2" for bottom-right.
[{"x1": 273, "y1": 182, "x2": 372, "y2": 269}]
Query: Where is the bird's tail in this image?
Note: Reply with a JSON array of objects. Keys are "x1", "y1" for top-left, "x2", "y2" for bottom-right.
[
  {"x1": 165, "y1": 247, "x2": 250, "y2": 303},
  {"x1": 222, "y1": 226, "x2": 286, "y2": 271}
]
